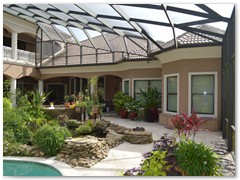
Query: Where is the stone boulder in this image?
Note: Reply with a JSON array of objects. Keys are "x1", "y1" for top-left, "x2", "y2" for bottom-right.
[
  {"x1": 56, "y1": 136, "x2": 109, "y2": 168},
  {"x1": 57, "y1": 115, "x2": 69, "y2": 126},
  {"x1": 105, "y1": 129, "x2": 124, "y2": 148},
  {"x1": 108, "y1": 123, "x2": 130, "y2": 134},
  {"x1": 123, "y1": 130, "x2": 153, "y2": 144}
]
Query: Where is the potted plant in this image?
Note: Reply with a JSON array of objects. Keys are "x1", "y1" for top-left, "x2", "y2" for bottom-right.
[
  {"x1": 69, "y1": 94, "x2": 76, "y2": 105},
  {"x1": 139, "y1": 87, "x2": 161, "y2": 122},
  {"x1": 64, "y1": 95, "x2": 70, "y2": 108},
  {"x1": 113, "y1": 92, "x2": 134, "y2": 119},
  {"x1": 126, "y1": 100, "x2": 140, "y2": 120}
]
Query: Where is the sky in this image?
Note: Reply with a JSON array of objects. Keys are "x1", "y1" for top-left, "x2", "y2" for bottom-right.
[{"x1": 4, "y1": 3, "x2": 234, "y2": 43}]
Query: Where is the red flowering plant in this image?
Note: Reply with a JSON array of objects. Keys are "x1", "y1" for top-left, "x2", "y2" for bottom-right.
[{"x1": 171, "y1": 110, "x2": 209, "y2": 141}]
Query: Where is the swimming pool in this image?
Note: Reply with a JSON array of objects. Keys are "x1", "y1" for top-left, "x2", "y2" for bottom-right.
[{"x1": 3, "y1": 160, "x2": 62, "y2": 176}]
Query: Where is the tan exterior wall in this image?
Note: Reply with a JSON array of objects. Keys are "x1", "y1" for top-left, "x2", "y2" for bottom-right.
[
  {"x1": 41, "y1": 68, "x2": 162, "y2": 98},
  {"x1": 3, "y1": 63, "x2": 41, "y2": 80},
  {"x1": 160, "y1": 58, "x2": 221, "y2": 131},
  {"x1": 105, "y1": 76, "x2": 122, "y2": 104}
]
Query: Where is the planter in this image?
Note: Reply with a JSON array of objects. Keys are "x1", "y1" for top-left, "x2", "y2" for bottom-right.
[
  {"x1": 144, "y1": 108, "x2": 159, "y2": 122},
  {"x1": 92, "y1": 106, "x2": 99, "y2": 114},
  {"x1": 120, "y1": 109, "x2": 129, "y2": 119},
  {"x1": 65, "y1": 102, "x2": 70, "y2": 108},
  {"x1": 129, "y1": 112, "x2": 138, "y2": 120}
]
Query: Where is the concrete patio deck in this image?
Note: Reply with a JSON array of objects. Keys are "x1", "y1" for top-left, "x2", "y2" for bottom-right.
[{"x1": 4, "y1": 116, "x2": 235, "y2": 176}]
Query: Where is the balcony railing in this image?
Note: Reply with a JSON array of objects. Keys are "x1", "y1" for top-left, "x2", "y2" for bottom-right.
[
  {"x1": 3, "y1": 46, "x2": 35, "y2": 64},
  {"x1": 3, "y1": 46, "x2": 12, "y2": 58}
]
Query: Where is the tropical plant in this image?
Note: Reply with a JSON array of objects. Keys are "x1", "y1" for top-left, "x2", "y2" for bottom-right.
[
  {"x1": 139, "y1": 87, "x2": 161, "y2": 122},
  {"x1": 125, "y1": 100, "x2": 140, "y2": 113},
  {"x1": 30, "y1": 89, "x2": 52, "y2": 118},
  {"x1": 113, "y1": 91, "x2": 133, "y2": 113},
  {"x1": 139, "y1": 87, "x2": 161, "y2": 110},
  {"x1": 171, "y1": 110, "x2": 208, "y2": 141},
  {"x1": 88, "y1": 76, "x2": 99, "y2": 104},
  {"x1": 175, "y1": 140, "x2": 222, "y2": 176},
  {"x1": 141, "y1": 150, "x2": 171, "y2": 176},
  {"x1": 32, "y1": 124, "x2": 71, "y2": 156}
]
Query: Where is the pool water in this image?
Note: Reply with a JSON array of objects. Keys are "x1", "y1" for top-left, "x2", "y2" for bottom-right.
[{"x1": 3, "y1": 160, "x2": 62, "y2": 176}]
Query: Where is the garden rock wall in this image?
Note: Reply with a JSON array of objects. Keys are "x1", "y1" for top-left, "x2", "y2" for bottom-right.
[
  {"x1": 124, "y1": 130, "x2": 153, "y2": 144},
  {"x1": 42, "y1": 107, "x2": 80, "y2": 119},
  {"x1": 56, "y1": 136, "x2": 109, "y2": 168}
]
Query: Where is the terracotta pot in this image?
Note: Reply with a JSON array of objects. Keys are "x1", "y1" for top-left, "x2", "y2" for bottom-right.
[
  {"x1": 65, "y1": 102, "x2": 70, "y2": 108},
  {"x1": 92, "y1": 106, "x2": 99, "y2": 114},
  {"x1": 129, "y1": 112, "x2": 138, "y2": 120},
  {"x1": 120, "y1": 109, "x2": 129, "y2": 119}
]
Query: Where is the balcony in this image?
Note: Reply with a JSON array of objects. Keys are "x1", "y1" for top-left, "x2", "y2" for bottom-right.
[{"x1": 3, "y1": 46, "x2": 35, "y2": 66}]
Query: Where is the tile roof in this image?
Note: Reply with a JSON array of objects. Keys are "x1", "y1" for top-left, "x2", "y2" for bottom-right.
[{"x1": 41, "y1": 25, "x2": 223, "y2": 66}]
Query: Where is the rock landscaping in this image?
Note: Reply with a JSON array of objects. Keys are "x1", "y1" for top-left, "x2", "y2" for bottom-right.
[
  {"x1": 124, "y1": 127, "x2": 153, "y2": 144},
  {"x1": 56, "y1": 136, "x2": 109, "y2": 168},
  {"x1": 55, "y1": 119, "x2": 128, "y2": 168}
]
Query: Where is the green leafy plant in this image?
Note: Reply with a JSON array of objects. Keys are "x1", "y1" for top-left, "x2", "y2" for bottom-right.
[
  {"x1": 124, "y1": 134, "x2": 181, "y2": 176},
  {"x1": 141, "y1": 150, "x2": 171, "y2": 176},
  {"x1": 31, "y1": 89, "x2": 52, "y2": 118},
  {"x1": 139, "y1": 87, "x2": 161, "y2": 122},
  {"x1": 3, "y1": 97, "x2": 31, "y2": 144},
  {"x1": 113, "y1": 92, "x2": 133, "y2": 113},
  {"x1": 32, "y1": 125, "x2": 71, "y2": 156},
  {"x1": 175, "y1": 140, "x2": 222, "y2": 176},
  {"x1": 3, "y1": 79, "x2": 11, "y2": 98},
  {"x1": 76, "y1": 124, "x2": 93, "y2": 136},
  {"x1": 125, "y1": 100, "x2": 141, "y2": 113},
  {"x1": 139, "y1": 87, "x2": 161, "y2": 110},
  {"x1": 64, "y1": 95, "x2": 70, "y2": 102},
  {"x1": 67, "y1": 119, "x2": 82, "y2": 129}
]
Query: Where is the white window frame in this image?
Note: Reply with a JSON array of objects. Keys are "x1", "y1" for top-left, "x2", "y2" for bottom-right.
[
  {"x1": 188, "y1": 72, "x2": 218, "y2": 118},
  {"x1": 163, "y1": 73, "x2": 179, "y2": 115},
  {"x1": 132, "y1": 78, "x2": 162, "y2": 99},
  {"x1": 122, "y1": 79, "x2": 130, "y2": 96}
]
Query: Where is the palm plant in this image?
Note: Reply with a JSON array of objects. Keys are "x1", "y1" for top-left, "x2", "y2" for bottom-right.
[{"x1": 31, "y1": 89, "x2": 52, "y2": 118}]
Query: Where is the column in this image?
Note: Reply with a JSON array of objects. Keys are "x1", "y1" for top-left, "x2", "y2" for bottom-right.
[
  {"x1": 11, "y1": 32, "x2": 18, "y2": 60},
  {"x1": 10, "y1": 78, "x2": 17, "y2": 107},
  {"x1": 38, "y1": 80, "x2": 44, "y2": 95}
]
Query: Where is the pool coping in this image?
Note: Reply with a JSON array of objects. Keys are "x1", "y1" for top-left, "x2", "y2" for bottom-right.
[{"x1": 3, "y1": 156, "x2": 83, "y2": 176}]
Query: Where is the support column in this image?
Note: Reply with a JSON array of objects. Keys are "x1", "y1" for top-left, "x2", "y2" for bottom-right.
[
  {"x1": 38, "y1": 80, "x2": 44, "y2": 95},
  {"x1": 10, "y1": 78, "x2": 17, "y2": 107},
  {"x1": 11, "y1": 32, "x2": 18, "y2": 60}
]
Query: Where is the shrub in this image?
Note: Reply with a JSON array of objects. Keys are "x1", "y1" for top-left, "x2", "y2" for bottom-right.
[
  {"x1": 32, "y1": 125, "x2": 71, "y2": 156},
  {"x1": 113, "y1": 92, "x2": 133, "y2": 113},
  {"x1": 175, "y1": 140, "x2": 222, "y2": 176},
  {"x1": 3, "y1": 97, "x2": 31, "y2": 144},
  {"x1": 67, "y1": 119, "x2": 82, "y2": 129},
  {"x1": 76, "y1": 125, "x2": 92, "y2": 136}
]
